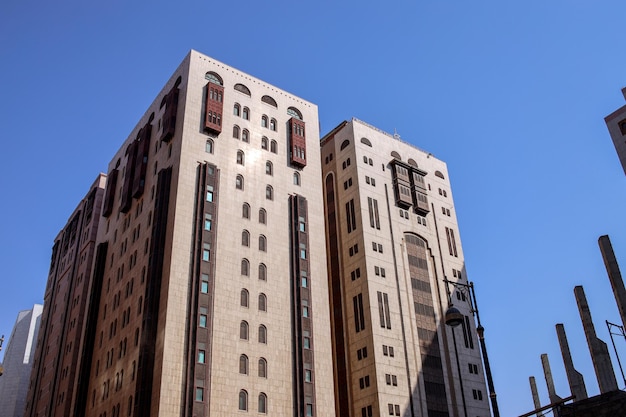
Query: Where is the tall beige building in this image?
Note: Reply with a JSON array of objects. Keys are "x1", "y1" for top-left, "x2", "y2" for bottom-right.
[
  {"x1": 605, "y1": 87, "x2": 626, "y2": 175},
  {"x1": 26, "y1": 50, "x2": 336, "y2": 417},
  {"x1": 321, "y1": 119, "x2": 491, "y2": 417}
]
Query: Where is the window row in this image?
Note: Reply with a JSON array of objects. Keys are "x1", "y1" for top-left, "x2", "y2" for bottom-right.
[
  {"x1": 240, "y1": 260, "x2": 267, "y2": 280},
  {"x1": 238, "y1": 355, "x2": 268, "y2": 378},
  {"x1": 241, "y1": 231, "x2": 268, "y2": 251},
  {"x1": 242, "y1": 203, "x2": 267, "y2": 224},
  {"x1": 240, "y1": 289, "x2": 267, "y2": 311},
  {"x1": 235, "y1": 178, "x2": 276, "y2": 199},
  {"x1": 195, "y1": 387, "x2": 268, "y2": 414},
  {"x1": 261, "y1": 115, "x2": 277, "y2": 131},
  {"x1": 239, "y1": 321, "x2": 268, "y2": 343}
]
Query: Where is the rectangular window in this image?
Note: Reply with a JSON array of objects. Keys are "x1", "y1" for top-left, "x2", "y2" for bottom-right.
[
  {"x1": 299, "y1": 216, "x2": 306, "y2": 232},
  {"x1": 353, "y1": 293, "x2": 365, "y2": 332},
  {"x1": 199, "y1": 314, "x2": 207, "y2": 328},
  {"x1": 206, "y1": 186, "x2": 213, "y2": 202},
  {"x1": 449, "y1": 228, "x2": 458, "y2": 257},
  {"x1": 361, "y1": 405, "x2": 373, "y2": 417},
  {"x1": 196, "y1": 387, "x2": 204, "y2": 401},
  {"x1": 198, "y1": 350, "x2": 206, "y2": 363},
  {"x1": 305, "y1": 369, "x2": 312, "y2": 382},
  {"x1": 204, "y1": 213, "x2": 212, "y2": 231},
  {"x1": 351, "y1": 268, "x2": 361, "y2": 281},
  {"x1": 304, "y1": 337, "x2": 311, "y2": 349},
  {"x1": 377, "y1": 292, "x2": 392, "y2": 329},
  {"x1": 306, "y1": 404, "x2": 313, "y2": 417},
  {"x1": 349, "y1": 244, "x2": 359, "y2": 257},
  {"x1": 201, "y1": 275, "x2": 209, "y2": 294},
  {"x1": 346, "y1": 199, "x2": 357, "y2": 233},
  {"x1": 367, "y1": 197, "x2": 380, "y2": 229},
  {"x1": 202, "y1": 243, "x2": 211, "y2": 262}
]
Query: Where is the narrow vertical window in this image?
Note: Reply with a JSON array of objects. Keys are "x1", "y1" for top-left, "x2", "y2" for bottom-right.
[
  {"x1": 202, "y1": 243, "x2": 210, "y2": 262},
  {"x1": 261, "y1": 136, "x2": 269, "y2": 150},
  {"x1": 204, "y1": 213, "x2": 212, "y2": 231},
  {"x1": 205, "y1": 139, "x2": 213, "y2": 154},
  {"x1": 242, "y1": 107, "x2": 249, "y2": 120},
  {"x1": 242, "y1": 203, "x2": 250, "y2": 219},
  {"x1": 233, "y1": 125, "x2": 240, "y2": 139},
  {"x1": 270, "y1": 140, "x2": 277, "y2": 154},
  {"x1": 258, "y1": 325, "x2": 267, "y2": 344},
  {"x1": 265, "y1": 161, "x2": 273, "y2": 176},
  {"x1": 258, "y1": 263, "x2": 266, "y2": 281},
  {"x1": 259, "y1": 235, "x2": 267, "y2": 251},
  {"x1": 258, "y1": 358, "x2": 267, "y2": 378},
  {"x1": 266, "y1": 185, "x2": 273, "y2": 200},
  {"x1": 242, "y1": 230, "x2": 250, "y2": 247},
  {"x1": 240, "y1": 321, "x2": 249, "y2": 340},
  {"x1": 236, "y1": 175, "x2": 244, "y2": 190},
  {"x1": 239, "y1": 354, "x2": 248, "y2": 374},
  {"x1": 238, "y1": 390, "x2": 248, "y2": 411},
  {"x1": 241, "y1": 259, "x2": 249, "y2": 276},
  {"x1": 198, "y1": 350, "x2": 205, "y2": 363},
  {"x1": 234, "y1": 103, "x2": 241, "y2": 116},
  {"x1": 259, "y1": 208, "x2": 267, "y2": 224},
  {"x1": 258, "y1": 393, "x2": 267, "y2": 413},
  {"x1": 346, "y1": 199, "x2": 357, "y2": 233},
  {"x1": 293, "y1": 172, "x2": 301, "y2": 186},
  {"x1": 242, "y1": 129, "x2": 249, "y2": 143},
  {"x1": 240, "y1": 289, "x2": 249, "y2": 307},
  {"x1": 258, "y1": 293, "x2": 267, "y2": 311},
  {"x1": 237, "y1": 150, "x2": 245, "y2": 165}
]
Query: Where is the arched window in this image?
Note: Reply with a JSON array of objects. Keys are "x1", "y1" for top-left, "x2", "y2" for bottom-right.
[
  {"x1": 259, "y1": 235, "x2": 267, "y2": 252},
  {"x1": 240, "y1": 289, "x2": 249, "y2": 307},
  {"x1": 258, "y1": 263, "x2": 266, "y2": 281},
  {"x1": 391, "y1": 151, "x2": 401, "y2": 160},
  {"x1": 239, "y1": 354, "x2": 248, "y2": 374},
  {"x1": 234, "y1": 83, "x2": 251, "y2": 96},
  {"x1": 236, "y1": 175, "x2": 244, "y2": 190},
  {"x1": 287, "y1": 107, "x2": 303, "y2": 120},
  {"x1": 237, "y1": 150, "x2": 245, "y2": 165},
  {"x1": 239, "y1": 321, "x2": 249, "y2": 340},
  {"x1": 265, "y1": 185, "x2": 273, "y2": 200},
  {"x1": 238, "y1": 390, "x2": 248, "y2": 411},
  {"x1": 407, "y1": 158, "x2": 418, "y2": 167},
  {"x1": 233, "y1": 125, "x2": 240, "y2": 139},
  {"x1": 234, "y1": 103, "x2": 241, "y2": 117},
  {"x1": 293, "y1": 172, "x2": 301, "y2": 186},
  {"x1": 241, "y1": 230, "x2": 250, "y2": 247},
  {"x1": 242, "y1": 203, "x2": 250, "y2": 219},
  {"x1": 258, "y1": 208, "x2": 266, "y2": 224},
  {"x1": 340, "y1": 140, "x2": 350, "y2": 150},
  {"x1": 205, "y1": 72, "x2": 223, "y2": 85},
  {"x1": 270, "y1": 140, "x2": 277, "y2": 154},
  {"x1": 258, "y1": 393, "x2": 267, "y2": 414},
  {"x1": 270, "y1": 118, "x2": 277, "y2": 131},
  {"x1": 258, "y1": 325, "x2": 267, "y2": 344},
  {"x1": 435, "y1": 170, "x2": 445, "y2": 179},
  {"x1": 241, "y1": 259, "x2": 249, "y2": 276},
  {"x1": 262, "y1": 95, "x2": 277, "y2": 107},
  {"x1": 360, "y1": 137, "x2": 372, "y2": 147},
  {"x1": 261, "y1": 115, "x2": 268, "y2": 128},
  {"x1": 261, "y1": 136, "x2": 269, "y2": 150},
  {"x1": 258, "y1": 358, "x2": 267, "y2": 378},
  {"x1": 205, "y1": 139, "x2": 213, "y2": 154},
  {"x1": 242, "y1": 107, "x2": 249, "y2": 120},
  {"x1": 265, "y1": 161, "x2": 273, "y2": 176},
  {"x1": 258, "y1": 293, "x2": 267, "y2": 312},
  {"x1": 242, "y1": 129, "x2": 249, "y2": 143}
]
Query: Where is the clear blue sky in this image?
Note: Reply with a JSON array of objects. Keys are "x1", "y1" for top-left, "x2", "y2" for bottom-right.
[{"x1": 2, "y1": 1, "x2": 626, "y2": 415}]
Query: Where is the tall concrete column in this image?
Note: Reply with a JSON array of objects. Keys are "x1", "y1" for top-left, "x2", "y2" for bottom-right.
[
  {"x1": 556, "y1": 323, "x2": 587, "y2": 400},
  {"x1": 574, "y1": 285, "x2": 618, "y2": 393},
  {"x1": 598, "y1": 235, "x2": 626, "y2": 329},
  {"x1": 529, "y1": 376, "x2": 544, "y2": 417},
  {"x1": 541, "y1": 354, "x2": 562, "y2": 404}
]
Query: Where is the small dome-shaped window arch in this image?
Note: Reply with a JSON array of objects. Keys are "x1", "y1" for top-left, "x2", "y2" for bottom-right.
[
  {"x1": 258, "y1": 392, "x2": 267, "y2": 414},
  {"x1": 259, "y1": 235, "x2": 267, "y2": 252},
  {"x1": 360, "y1": 137, "x2": 372, "y2": 147},
  {"x1": 258, "y1": 358, "x2": 267, "y2": 378},
  {"x1": 239, "y1": 354, "x2": 248, "y2": 374},
  {"x1": 265, "y1": 161, "x2": 273, "y2": 176},
  {"x1": 235, "y1": 175, "x2": 244, "y2": 190},
  {"x1": 241, "y1": 229, "x2": 250, "y2": 247},
  {"x1": 258, "y1": 263, "x2": 267, "y2": 281},
  {"x1": 205, "y1": 72, "x2": 223, "y2": 85},
  {"x1": 262, "y1": 95, "x2": 277, "y2": 107},
  {"x1": 258, "y1": 293, "x2": 267, "y2": 311},
  {"x1": 265, "y1": 185, "x2": 274, "y2": 200},
  {"x1": 239, "y1": 390, "x2": 248, "y2": 411},
  {"x1": 239, "y1": 321, "x2": 249, "y2": 340},
  {"x1": 240, "y1": 288, "x2": 249, "y2": 307},
  {"x1": 237, "y1": 150, "x2": 245, "y2": 165},
  {"x1": 293, "y1": 172, "x2": 301, "y2": 186},
  {"x1": 287, "y1": 107, "x2": 303, "y2": 120},
  {"x1": 242, "y1": 203, "x2": 250, "y2": 219},
  {"x1": 391, "y1": 151, "x2": 401, "y2": 160},
  {"x1": 259, "y1": 208, "x2": 267, "y2": 224},
  {"x1": 233, "y1": 103, "x2": 241, "y2": 116},
  {"x1": 269, "y1": 118, "x2": 277, "y2": 131},
  {"x1": 258, "y1": 325, "x2": 267, "y2": 344},
  {"x1": 234, "y1": 83, "x2": 251, "y2": 96},
  {"x1": 205, "y1": 139, "x2": 214, "y2": 154},
  {"x1": 407, "y1": 158, "x2": 418, "y2": 167},
  {"x1": 233, "y1": 125, "x2": 240, "y2": 139},
  {"x1": 340, "y1": 140, "x2": 350, "y2": 151},
  {"x1": 241, "y1": 258, "x2": 249, "y2": 276},
  {"x1": 435, "y1": 170, "x2": 445, "y2": 179},
  {"x1": 270, "y1": 140, "x2": 277, "y2": 154},
  {"x1": 261, "y1": 136, "x2": 269, "y2": 150},
  {"x1": 261, "y1": 115, "x2": 268, "y2": 128},
  {"x1": 242, "y1": 129, "x2": 249, "y2": 143}
]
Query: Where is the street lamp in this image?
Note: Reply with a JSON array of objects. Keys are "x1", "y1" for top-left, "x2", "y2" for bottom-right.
[{"x1": 443, "y1": 280, "x2": 500, "y2": 417}]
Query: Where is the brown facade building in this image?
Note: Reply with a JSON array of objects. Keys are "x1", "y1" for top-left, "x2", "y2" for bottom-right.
[
  {"x1": 25, "y1": 174, "x2": 106, "y2": 417},
  {"x1": 321, "y1": 119, "x2": 491, "y2": 417}
]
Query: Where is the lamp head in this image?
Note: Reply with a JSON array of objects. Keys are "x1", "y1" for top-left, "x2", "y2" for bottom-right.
[{"x1": 445, "y1": 306, "x2": 464, "y2": 327}]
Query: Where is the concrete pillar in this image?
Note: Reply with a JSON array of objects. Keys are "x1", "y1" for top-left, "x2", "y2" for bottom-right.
[
  {"x1": 598, "y1": 235, "x2": 626, "y2": 329},
  {"x1": 574, "y1": 285, "x2": 618, "y2": 393},
  {"x1": 529, "y1": 376, "x2": 544, "y2": 417},
  {"x1": 541, "y1": 353, "x2": 562, "y2": 404},
  {"x1": 556, "y1": 323, "x2": 587, "y2": 401}
]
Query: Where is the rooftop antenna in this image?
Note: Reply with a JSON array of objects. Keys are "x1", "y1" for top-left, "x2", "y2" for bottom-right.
[{"x1": 393, "y1": 128, "x2": 401, "y2": 140}]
